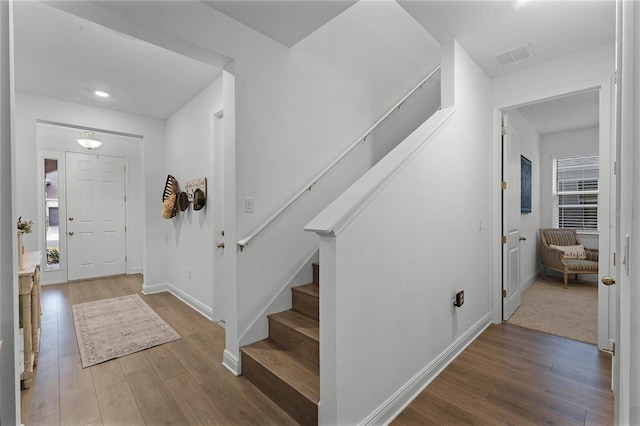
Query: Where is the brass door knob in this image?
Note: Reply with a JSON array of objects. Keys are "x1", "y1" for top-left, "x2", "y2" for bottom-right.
[
  {"x1": 602, "y1": 276, "x2": 616, "y2": 286},
  {"x1": 217, "y1": 242, "x2": 225, "y2": 249}
]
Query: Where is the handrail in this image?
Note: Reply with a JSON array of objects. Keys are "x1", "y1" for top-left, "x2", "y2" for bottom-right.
[{"x1": 237, "y1": 64, "x2": 442, "y2": 250}]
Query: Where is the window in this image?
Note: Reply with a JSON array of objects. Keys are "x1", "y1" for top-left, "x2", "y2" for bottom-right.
[{"x1": 552, "y1": 154, "x2": 599, "y2": 232}]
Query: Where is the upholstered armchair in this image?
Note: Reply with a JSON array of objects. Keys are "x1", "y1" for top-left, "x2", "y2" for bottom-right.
[{"x1": 540, "y1": 228, "x2": 599, "y2": 289}]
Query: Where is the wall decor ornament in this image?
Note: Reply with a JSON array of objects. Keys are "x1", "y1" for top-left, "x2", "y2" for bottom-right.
[
  {"x1": 184, "y1": 177, "x2": 207, "y2": 211},
  {"x1": 521, "y1": 155, "x2": 532, "y2": 214}
]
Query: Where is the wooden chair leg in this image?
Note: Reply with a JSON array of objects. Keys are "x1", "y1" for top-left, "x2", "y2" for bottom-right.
[
  {"x1": 564, "y1": 273, "x2": 568, "y2": 289},
  {"x1": 542, "y1": 267, "x2": 546, "y2": 280},
  {"x1": 575, "y1": 274, "x2": 578, "y2": 281}
]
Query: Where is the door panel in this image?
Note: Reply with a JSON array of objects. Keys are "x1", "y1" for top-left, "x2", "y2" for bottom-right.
[
  {"x1": 502, "y1": 114, "x2": 522, "y2": 320},
  {"x1": 66, "y1": 152, "x2": 126, "y2": 280}
]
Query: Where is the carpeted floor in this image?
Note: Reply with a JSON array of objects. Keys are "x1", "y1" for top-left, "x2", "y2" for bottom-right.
[{"x1": 507, "y1": 278, "x2": 598, "y2": 345}]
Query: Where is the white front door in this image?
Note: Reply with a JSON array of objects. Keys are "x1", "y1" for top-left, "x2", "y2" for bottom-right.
[
  {"x1": 66, "y1": 152, "x2": 126, "y2": 280},
  {"x1": 502, "y1": 114, "x2": 522, "y2": 320}
]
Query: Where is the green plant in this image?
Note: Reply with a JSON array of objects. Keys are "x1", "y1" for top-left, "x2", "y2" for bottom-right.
[
  {"x1": 17, "y1": 216, "x2": 33, "y2": 233},
  {"x1": 47, "y1": 247, "x2": 60, "y2": 264}
]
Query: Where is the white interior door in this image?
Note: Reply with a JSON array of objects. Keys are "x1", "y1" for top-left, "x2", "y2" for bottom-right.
[
  {"x1": 502, "y1": 114, "x2": 522, "y2": 320},
  {"x1": 66, "y1": 152, "x2": 126, "y2": 280},
  {"x1": 598, "y1": 77, "x2": 615, "y2": 351}
]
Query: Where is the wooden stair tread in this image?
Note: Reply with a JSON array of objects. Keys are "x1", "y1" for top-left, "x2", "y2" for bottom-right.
[
  {"x1": 292, "y1": 283, "x2": 319, "y2": 298},
  {"x1": 269, "y1": 310, "x2": 319, "y2": 341},
  {"x1": 241, "y1": 340, "x2": 320, "y2": 403}
]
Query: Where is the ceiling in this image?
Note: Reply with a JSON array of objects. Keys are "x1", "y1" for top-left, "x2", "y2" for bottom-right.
[
  {"x1": 515, "y1": 90, "x2": 600, "y2": 136},
  {"x1": 201, "y1": 0, "x2": 357, "y2": 47},
  {"x1": 397, "y1": 0, "x2": 615, "y2": 79},
  {"x1": 13, "y1": 1, "x2": 223, "y2": 120},
  {"x1": 12, "y1": 0, "x2": 615, "y2": 126}
]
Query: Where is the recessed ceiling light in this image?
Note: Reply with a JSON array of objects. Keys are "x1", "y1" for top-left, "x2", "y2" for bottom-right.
[{"x1": 94, "y1": 90, "x2": 110, "y2": 98}]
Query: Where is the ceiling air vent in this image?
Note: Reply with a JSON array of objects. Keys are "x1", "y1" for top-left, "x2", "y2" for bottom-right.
[{"x1": 491, "y1": 44, "x2": 535, "y2": 67}]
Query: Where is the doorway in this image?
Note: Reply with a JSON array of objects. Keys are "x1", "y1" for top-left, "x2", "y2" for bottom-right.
[{"x1": 497, "y1": 82, "x2": 615, "y2": 352}]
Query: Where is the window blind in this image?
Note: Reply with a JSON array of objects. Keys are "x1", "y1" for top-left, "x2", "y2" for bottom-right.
[{"x1": 552, "y1": 154, "x2": 599, "y2": 231}]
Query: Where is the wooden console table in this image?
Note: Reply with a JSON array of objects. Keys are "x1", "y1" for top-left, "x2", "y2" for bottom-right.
[{"x1": 19, "y1": 251, "x2": 42, "y2": 389}]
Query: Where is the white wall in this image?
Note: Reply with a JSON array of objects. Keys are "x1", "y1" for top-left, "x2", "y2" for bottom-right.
[
  {"x1": 507, "y1": 110, "x2": 541, "y2": 288},
  {"x1": 162, "y1": 77, "x2": 223, "y2": 318},
  {"x1": 309, "y1": 41, "x2": 492, "y2": 425},
  {"x1": 0, "y1": 1, "x2": 18, "y2": 422},
  {"x1": 48, "y1": 0, "x2": 443, "y2": 365},
  {"x1": 14, "y1": 93, "x2": 166, "y2": 287},
  {"x1": 540, "y1": 126, "x2": 599, "y2": 247}
]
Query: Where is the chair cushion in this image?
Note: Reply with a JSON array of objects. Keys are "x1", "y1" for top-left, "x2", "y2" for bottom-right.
[
  {"x1": 550, "y1": 244, "x2": 587, "y2": 259},
  {"x1": 564, "y1": 259, "x2": 598, "y2": 271},
  {"x1": 543, "y1": 229, "x2": 579, "y2": 246}
]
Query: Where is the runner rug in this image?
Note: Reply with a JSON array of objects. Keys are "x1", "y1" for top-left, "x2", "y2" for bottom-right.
[{"x1": 72, "y1": 294, "x2": 181, "y2": 368}]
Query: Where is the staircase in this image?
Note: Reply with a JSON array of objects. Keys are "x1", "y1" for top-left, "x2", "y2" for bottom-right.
[{"x1": 241, "y1": 262, "x2": 320, "y2": 425}]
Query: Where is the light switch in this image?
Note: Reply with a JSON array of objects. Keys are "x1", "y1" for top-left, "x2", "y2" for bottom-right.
[{"x1": 245, "y1": 197, "x2": 254, "y2": 213}]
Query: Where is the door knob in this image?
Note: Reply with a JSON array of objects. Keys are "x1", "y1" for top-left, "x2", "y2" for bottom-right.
[
  {"x1": 68, "y1": 217, "x2": 74, "y2": 221},
  {"x1": 519, "y1": 236, "x2": 527, "y2": 241},
  {"x1": 68, "y1": 231, "x2": 74, "y2": 236},
  {"x1": 217, "y1": 242, "x2": 225, "y2": 249},
  {"x1": 602, "y1": 276, "x2": 616, "y2": 286}
]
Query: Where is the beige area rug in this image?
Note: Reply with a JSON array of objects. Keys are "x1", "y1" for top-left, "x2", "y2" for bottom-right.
[
  {"x1": 507, "y1": 279, "x2": 598, "y2": 345},
  {"x1": 73, "y1": 294, "x2": 181, "y2": 368}
]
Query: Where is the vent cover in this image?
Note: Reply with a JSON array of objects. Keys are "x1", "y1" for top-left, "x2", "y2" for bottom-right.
[{"x1": 491, "y1": 44, "x2": 535, "y2": 67}]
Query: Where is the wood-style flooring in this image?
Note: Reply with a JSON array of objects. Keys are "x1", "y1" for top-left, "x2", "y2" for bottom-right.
[
  {"x1": 22, "y1": 275, "x2": 613, "y2": 425},
  {"x1": 393, "y1": 323, "x2": 613, "y2": 426},
  {"x1": 20, "y1": 274, "x2": 297, "y2": 426}
]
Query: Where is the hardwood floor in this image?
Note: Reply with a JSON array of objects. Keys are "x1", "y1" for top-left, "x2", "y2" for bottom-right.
[
  {"x1": 393, "y1": 324, "x2": 613, "y2": 426},
  {"x1": 20, "y1": 274, "x2": 297, "y2": 426},
  {"x1": 22, "y1": 275, "x2": 613, "y2": 425}
]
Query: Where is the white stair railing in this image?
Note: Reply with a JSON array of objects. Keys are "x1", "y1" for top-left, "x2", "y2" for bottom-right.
[{"x1": 237, "y1": 64, "x2": 441, "y2": 250}]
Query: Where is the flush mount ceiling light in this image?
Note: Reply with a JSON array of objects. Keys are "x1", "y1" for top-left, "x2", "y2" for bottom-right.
[
  {"x1": 77, "y1": 131, "x2": 103, "y2": 150},
  {"x1": 94, "y1": 90, "x2": 110, "y2": 98}
]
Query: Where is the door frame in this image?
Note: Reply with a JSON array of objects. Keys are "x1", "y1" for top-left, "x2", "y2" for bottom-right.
[
  {"x1": 491, "y1": 80, "x2": 615, "y2": 344},
  {"x1": 36, "y1": 123, "x2": 137, "y2": 285}
]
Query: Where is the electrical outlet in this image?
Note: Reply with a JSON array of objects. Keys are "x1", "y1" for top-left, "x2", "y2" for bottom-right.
[{"x1": 453, "y1": 290, "x2": 464, "y2": 307}]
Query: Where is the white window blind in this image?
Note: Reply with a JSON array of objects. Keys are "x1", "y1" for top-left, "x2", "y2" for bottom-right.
[{"x1": 552, "y1": 154, "x2": 599, "y2": 231}]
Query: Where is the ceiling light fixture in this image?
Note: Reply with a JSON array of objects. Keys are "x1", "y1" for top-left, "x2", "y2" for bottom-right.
[
  {"x1": 94, "y1": 90, "x2": 110, "y2": 98},
  {"x1": 77, "y1": 131, "x2": 103, "y2": 150}
]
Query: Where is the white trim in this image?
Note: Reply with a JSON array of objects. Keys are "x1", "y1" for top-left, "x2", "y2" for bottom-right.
[
  {"x1": 223, "y1": 349, "x2": 241, "y2": 376},
  {"x1": 141, "y1": 282, "x2": 214, "y2": 321},
  {"x1": 128, "y1": 266, "x2": 143, "y2": 274},
  {"x1": 521, "y1": 270, "x2": 539, "y2": 292},
  {"x1": 167, "y1": 284, "x2": 214, "y2": 321},
  {"x1": 141, "y1": 282, "x2": 169, "y2": 294},
  {"x1": 362, "y1": 313, "x2": 492, "y2": 426},
  {"x1": 305, "y1": 107, "x2": 455, "y2": 236},
  {"x1": 238, "y1": 248, "x2": 318, "y2": 344}
]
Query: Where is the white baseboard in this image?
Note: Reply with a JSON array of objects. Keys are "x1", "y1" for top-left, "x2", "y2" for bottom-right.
[
  {"x1": 129, "y1": 266, "x2": 143, "y2": 275},
  {"x1": 141, "y1": 282, "x2": 214, "y2": 321},
  {"x1": 141, "y1": 282, "x2": 169, "y2": 294},
  {"x1": 168, "y1": 285, "x2": 214, "y2": 321},
  {"x1": 521, "y1": 270, "x2": 539, "y2": 292},
  {"x1": 362, "y1": 313, "x2": 492, "y2": 426},
  {"x1": 223, "y1": 349, "x2": 241, "y2": 376}
]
